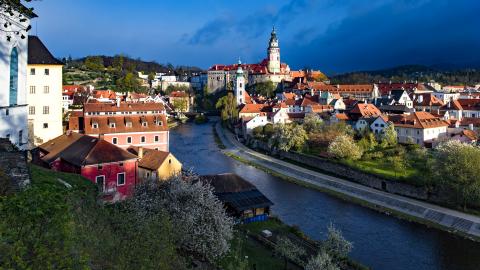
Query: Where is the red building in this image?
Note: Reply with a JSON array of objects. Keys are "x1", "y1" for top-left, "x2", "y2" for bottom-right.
[
  {"x1": 69, "y1": 101, "x2": 169, "y2": 152},
  {"x1": 36, "y1": 132, "x2": 138, "y2": 202}
]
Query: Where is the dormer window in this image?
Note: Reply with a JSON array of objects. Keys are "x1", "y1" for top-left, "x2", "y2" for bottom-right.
[
  {"x1": 109, "y1": 123, "x2": 115, "y2": 128},
  {"x1": 92, "y1": 123, "x2": 98, "y2": 129},
  {"x1": 142, "y1": 122, "x2": 148, "y2": 127}
]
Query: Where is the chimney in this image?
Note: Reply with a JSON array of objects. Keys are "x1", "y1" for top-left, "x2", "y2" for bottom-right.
[
  {"x1": 138, "y1": 147, "x2": 144, "y2": 159},
  {"x1": 116, "y1": 97, "x2": 121, "y2": 107},
  {"x1": 469, "y1": 124, "x2": 474, "y2": 131}
]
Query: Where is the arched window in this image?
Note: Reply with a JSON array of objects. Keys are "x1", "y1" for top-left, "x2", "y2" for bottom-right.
[{"x1": 9, "y1": 47, "x2": 19, "y2": 106}]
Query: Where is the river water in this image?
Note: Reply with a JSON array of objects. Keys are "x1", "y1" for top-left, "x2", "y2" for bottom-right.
[{"x1": 169, "y1": 121, "x2": 480, "y2": 270}]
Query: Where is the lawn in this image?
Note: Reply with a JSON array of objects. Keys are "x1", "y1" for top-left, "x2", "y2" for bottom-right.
[{"x1": 344, "y1": 159, "x2": 417, "y2": 180}]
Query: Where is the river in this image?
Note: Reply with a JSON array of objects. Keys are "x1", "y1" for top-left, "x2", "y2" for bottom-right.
[{"x1": 169, "y1": 121, "x2": 480, "y2": 270}]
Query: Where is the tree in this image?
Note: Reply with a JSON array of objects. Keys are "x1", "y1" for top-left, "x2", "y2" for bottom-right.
[
  {"x1": 263, "y1": 123, "x2": 274, "y2": 137},
  {"x1": 322, "y1": 224, "x2": 353, "y2": 259},
  {"x1": 303, "y1": 113, "x2": 323, "y2": 133},
  {"x1": 84, "y1": 56, "x2": 104, "y2": 72},
  {"x1": 357, "y1": 131, "x2": 378, "y2": 152},
  {"x1": 381, "y1": 124, "x2": 397, "y2": 147},
  {"x1": 433, "y1": 141, "x2": 480, "y2": 210},
  {"x1": 270, "y1": 124, "x2": 308, "y2": 152},
  {"x1": 252, "y1": 126, "x2": 264, "y2": 139},
  {"x1": 132, "y1": 173, "x2": 234, "y2": 262},
  {"x1": 147, "y1": 72, "x2": 156, "y2": 88},
  {"x1": 116, "y1": 72, "x2": 141, "y2": 92},
  {"x1": 387, "y1": 155, "x2": 407, "y2": 178},
  {"x1": 327, "y1": 135, "x2": 363, "y2": 160},
  {"x1": 215, "y1": 92, "x2": 238, "y2": 123},
  {"x1": 172, "y1": 97, "x2": 188, "y2": 112},
  {"x1": 253, "y1": 81, "x2": 277, "y2": 98},
  {"x1": 1, "y1": 0, "x2": 34, "y2": 42},
  {"x1": 113, "y1": 54, "x2": 124, "y2": 73},
  {"x1": 305, "y1": 251, "x2": 339, "y2": 270},
  {"x1": 275, "y1": 236, "x2": 306, "y2": 269}
]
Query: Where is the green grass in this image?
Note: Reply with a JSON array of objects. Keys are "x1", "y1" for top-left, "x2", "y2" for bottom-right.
[
  {"x1": 29, "y1": 164, "x2": 95, "y2": 191},
  {"x1": 343, "y1": 159, "x2": 416, "y2": 180}
]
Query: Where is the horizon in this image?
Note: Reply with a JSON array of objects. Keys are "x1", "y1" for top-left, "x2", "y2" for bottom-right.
[{"x1": 30, "y1": 0, "x2": 480, "y2": 74}]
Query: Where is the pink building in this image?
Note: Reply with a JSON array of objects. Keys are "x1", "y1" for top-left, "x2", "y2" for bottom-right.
[
  {"x1": 70, "y1": 101, "x2": 169, "y2": 151},
  {"x1": 36, "y1": 132, "x2": 138, "y2": 202}
]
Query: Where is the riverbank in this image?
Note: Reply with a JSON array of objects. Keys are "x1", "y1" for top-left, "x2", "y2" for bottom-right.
[{"x1": 214, "y1": 122, "x2": 480, "y2": 241}]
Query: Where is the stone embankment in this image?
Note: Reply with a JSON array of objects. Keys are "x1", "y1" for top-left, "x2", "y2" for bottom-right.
[{"x1": 215, "y1": 123, "x2": 480, "y2": 240}]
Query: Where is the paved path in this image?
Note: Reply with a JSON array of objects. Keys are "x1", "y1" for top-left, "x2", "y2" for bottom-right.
[{"x1": 215, "y1": 122, "x2": 480, "y2": 239}]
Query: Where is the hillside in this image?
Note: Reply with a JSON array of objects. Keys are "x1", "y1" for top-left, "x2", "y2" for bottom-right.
[{"x1": 330, "y1": 64, "x2": 480, "y2": 85}]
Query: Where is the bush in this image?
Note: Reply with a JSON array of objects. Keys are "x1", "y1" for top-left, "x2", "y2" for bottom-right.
[{"x1": 327, "y1": 135, "x2": 363, "y2": 160}]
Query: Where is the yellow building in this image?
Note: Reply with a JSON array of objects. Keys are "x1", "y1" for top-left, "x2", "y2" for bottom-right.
[
  {"x1": 26, "y1": 36, "x2": 64, "y2": 147},
  {"x1": 128, "y1": 146, "x2": 182, "y2": 181}
]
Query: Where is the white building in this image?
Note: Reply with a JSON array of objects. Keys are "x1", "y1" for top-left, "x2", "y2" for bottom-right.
[
  {"x1": 390, "y1": 112, "x2": 449, "y2": 146},
  {"x1": 0, "y1": 6, "x2": 35, "y2": 149},
  {"x1": 234, "y1": 61, "x2": 246, "y2": 105},
  {"x1": 432, "y1": 91, "x2": 460, "y2": 104},
  {"x1": 26, "y1": 36, "x2": 64, "y2": 146}
]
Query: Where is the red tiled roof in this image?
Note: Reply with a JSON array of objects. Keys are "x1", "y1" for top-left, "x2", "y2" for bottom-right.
[
  {"x1": 127, "y1": 146, "x2": 173, "y2": 170},
  {"x1": 412, "y1": 93, "x2": 444, "y2": 107},
  {"x1": 170, "y1": 91, "x2": 188, "y2": 98},
  {"x1": 389, "y1": 112, "x2": 449, "y2": 129},
  {"x1": 350, "y1": 103, "x2": 381, "y2": 117},
  {"x1": 84, "y1": 115, "x2": 168, "y2": 134},
  {"x1": 457, "y1": 99, "x2": 480, "y2": 111},
  {"x1": 84, "y1": 102, "x2": 165, "y2": 113},
  {"x1": 239, "y1": 104, "x2": 269, "y2": 114}
]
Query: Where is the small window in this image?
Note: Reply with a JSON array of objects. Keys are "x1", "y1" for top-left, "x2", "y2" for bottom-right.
[
  {"x1": 169, "y1": 159, "x2": 171, "y2": 164},
  {"x1": 141, "y1": 136, "x2": 146, "y2": 143},
  {"x1": 98, "y1": 164, "x2": 103, "y2": 170},
  {"x1": 142, "y1": 122, "x2": 147, "y2": 127},
  {"x1": 18, "y1": 130, "x2": 23, "y2": 144},
  {"x1": 44, "y1": 69, "x2": 49, "y2": 75},
  {"x1": 30, "y1": 68, "x2": 35, "y2": 75},
  {"x1": 43, "y1": 106, "x2": 49, "y2": 114},
  {"x1": 112, "y1": 138, "x2": 118, "y2": 145},
  {"x1": 5, "y1": 109, "x2": 9, "y2": 116},
  {"x1": 109, "y1": 123, "x2": 115, "y2": 128},
  {"x1": 29, "y1": 106, "x2": 35, "y2": 115},
  {"x1": 43, "y1": 86, "x2": 49, "y2": 94},
  {"x1": 95, "y1": 175, "x2": 105, "y2": 192},
  {"x1": 43, "y1": 123, "x2": 48, "y2": 129},
  {"x1": 127, "y1": 137, "x2": 132, "y2": 144},
  {"x1": 154, "y1": 135, "x2": 159, "y2": 142},
  {"x1": 29, "y1": 86, "x2": 36, "y2": 94},
  {"x1": 126, "y1": 122, "x2": 132, "y2": 128},
  {"x1": 92, "y1": 123, "x2": 98, "y2": 129},
  {"x1": 119, "y1": 162, "x2": 123, "y2": 167},
  {"x1": 117, "y1": 173, "x2": 126, "y2": 186}
]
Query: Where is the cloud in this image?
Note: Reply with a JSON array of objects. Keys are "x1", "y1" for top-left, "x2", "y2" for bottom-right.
[{"x1": 186, "y1": 0, "x2": 316, "y2": 45}]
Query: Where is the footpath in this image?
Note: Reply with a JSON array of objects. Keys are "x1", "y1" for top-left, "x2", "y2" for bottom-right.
[{"x1": 215, "y1": 122, "x2": 480, "y2": 240}]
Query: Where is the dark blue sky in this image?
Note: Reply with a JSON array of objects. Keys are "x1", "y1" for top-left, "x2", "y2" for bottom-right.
[{"x1": 30, "y1": 0, "x2": 480, "y2": 74}]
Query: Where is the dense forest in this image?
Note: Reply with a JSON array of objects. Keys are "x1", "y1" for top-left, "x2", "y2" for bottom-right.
[{"x1": 330, "y1": 65, "x2": 480, "y2": 85}]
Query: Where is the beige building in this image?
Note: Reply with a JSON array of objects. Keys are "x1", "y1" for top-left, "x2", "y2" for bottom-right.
[
  {"x1": 128, "y1": 146, "x2": 182, "y2": 181},
  {"x1": 26, "y1": 36, "x2": 63, "y2": 146}
]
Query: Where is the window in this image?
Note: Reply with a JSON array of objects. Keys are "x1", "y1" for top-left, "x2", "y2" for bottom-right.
[
  {"x1": 29, "y1": 106, "x2": 35, "y2": 115},
  {"x1": 142, "y1": 122, "x2": 147, "y2": 127},
  {"x1": 43, "y1": 123, "x2": 48, "y2": 128},
  {"x1": 43, "y1": 86, "x2": 49, "y2": 94},
  {"x1": 127, "y1": 137, "x2": 132, "y2": 144},
  {"x1": 119, "y1": 162, "x2": 123, "y2": 167},
  {"x1": 18, "y1": 130, "x2": 23, "y2": 145},
  {"x1": 154, "y1": 135, "x2": 159, "y2": 142},
  {"x1": 43, "y1": 106, "x2": 49, "y2": 114},
  {"x1": 30, "y1": 68, "x2": 35, "y2": 75},
  {"x1": 239, "y1": 83, "x2": 243, "y2": 88},
  {"x1": 5, "y1": 109, "x2": 9, "y2": 116},
  {"x1": 95, "y1": 175, "x2": 105, "y2": 192},
  {"x1": 169, "y1": 159, "x2": 171, "y2": 164},
  {"x1": 117, "y1": 173, "x2": 126, "y2": 186},
  {"x1": 98, "y1": 164, "x2": 103, "y2": 170},
  {"x1": 92, "y1": 123, "x2": 98, "y2": 129},
  {"x1": 112, "y1": 137, "x2": 118, "y2": 144},
  {"x1": 109, "y1": 123, "x2": 115, "y2": 128},
  {"x1": 126, "y1": 121, "x2": 132, "y2": 127},
  {"x1": 141, "y1": 136, "x2": 146, "y2": 143},
  {"x1": 29, "y1": 86, "x2": 36, "y2": 94},
  {"x1": 44, "y1": 68, "x2": 49, "y2": 75},
  {"x1": 9, "y1": 47, "x2": 18, "y2": 106}
]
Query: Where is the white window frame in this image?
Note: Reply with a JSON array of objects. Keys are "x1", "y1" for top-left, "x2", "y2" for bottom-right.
[{"x1": 117, "y1": 172, "x2": 126, "y2": 186}]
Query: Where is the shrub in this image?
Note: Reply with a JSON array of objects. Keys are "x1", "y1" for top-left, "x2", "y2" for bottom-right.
[{"x1": 327, "y1": 135, "x2": 363, "y2": 160}]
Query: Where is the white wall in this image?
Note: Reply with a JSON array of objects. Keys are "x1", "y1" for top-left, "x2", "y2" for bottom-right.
[
  {"x1": 0, "y1": 11, "x2": 30, "y2": 148},
  {"x1": 27, "y1": 64, "x2": 63, "y2": 145}
]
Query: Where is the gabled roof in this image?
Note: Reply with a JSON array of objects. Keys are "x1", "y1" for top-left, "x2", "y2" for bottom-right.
[
  {"x1": 389, "y1": 111, "x2": 449, "y2": 129},
  {"x1": 440, "y1": 99, "x2": 463, "y2": 111},
  {"x1": 28, "y1": 36, "x2": 63, "y2": 65},
  {"x1": 239, "y1": 103, "x2": 269, "y2": 114},
  {"x1": 350, "y1": 103, "x2": 381, "y2": 117},
  {"x1": 127, "y1": 146, "x2": 172, "y2": 170},
  {"x1": 39, "y1": 133, "x2": 137, "y2": 166}
]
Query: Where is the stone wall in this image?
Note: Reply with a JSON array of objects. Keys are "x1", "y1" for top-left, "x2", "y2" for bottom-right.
[
  {"x1": 251, "y1": 140, "x2": 432, "y2": 201},
  {"x1": 0, "y1": 138, "x2": 30, "y2": 192}
]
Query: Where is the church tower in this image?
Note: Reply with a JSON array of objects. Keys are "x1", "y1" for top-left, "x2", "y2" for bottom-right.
[
  {"x1": 234, "y1": 60, "x2": 245, "y2": 105},
  {"x1": 267, "y1": 26, "x2": 281, "y2": 74}
]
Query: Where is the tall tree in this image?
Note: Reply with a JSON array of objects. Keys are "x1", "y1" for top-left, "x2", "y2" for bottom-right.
[
  {"x1": 275, "y1": 236, "x2": 305, "y2": 269},
  {"x1": 215, "y1": 93, "x2": 238, "y2": 123}
]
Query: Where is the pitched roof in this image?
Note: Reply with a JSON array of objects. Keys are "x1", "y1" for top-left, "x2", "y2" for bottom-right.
[
  {"x1": 84, "y1": 114, "x2": 168, "y2": 134},
  {"x1": 39, "y1": 133, "x2": 137, "y2": 166},
  {"x1": 199, "y1": 173, "x2": 273, "y2": 212},
  {"x1": 412, "y1": 93, "x2": 444, "y2": 107},
  {"x1": 239, "y1": 103, "x2": 268, "y2": 114},
  {"x1": 350, "y1": 103, "x2": 382, "y2": 117},
  {"x1": 389, "y1": 111, "x2": 449, "y2": 129},
  {"x1": 84, "y1": 102, "x2": 165, "y2": 113},
  {"x1": 28, "y1": 36, "x2": 63, "y2": 65},
  {"x1": 127, "y1": 146, "x2": 172, "y2": 170}
]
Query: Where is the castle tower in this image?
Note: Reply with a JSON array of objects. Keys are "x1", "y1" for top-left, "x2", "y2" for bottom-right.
[
  {"x1": 267, "y1": 26, "x2": 281, "y2": 74},
  {"x1": 234, "y1": 60, "x2": 245, "y2": 105}
]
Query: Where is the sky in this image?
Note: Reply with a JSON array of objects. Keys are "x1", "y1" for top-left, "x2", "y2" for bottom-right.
[{"x1": 29, "y1": 0, "x2": 480, "y2": 74}]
